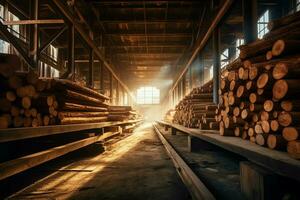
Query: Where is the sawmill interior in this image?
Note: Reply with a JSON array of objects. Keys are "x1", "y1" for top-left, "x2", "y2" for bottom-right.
[{"x1": 0, "y1": 0, "x2": 300, "y2": 199}]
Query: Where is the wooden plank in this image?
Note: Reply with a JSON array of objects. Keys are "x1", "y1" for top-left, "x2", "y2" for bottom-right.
[
  {"x1": 158, "y1": 121, "x2": 300, "y2": 182},
  {"x1": 240, "y1": 161, "x2": 279, "y2": 200},
  {"x1": 0, "y1": 136, "x2": 99, "y2": 181},
  {"x1": 0, "y1": 120, "x2": 142, "y2": 143},
  {"x1": 3, "y1": 19, "x2": 64, "y2": 25},
  {"x1": 153, "y1": 123, "x2": 215, "y2": 200},
  {"x1": 0, "y1": 123, "x2": 136, "y2": 181}
]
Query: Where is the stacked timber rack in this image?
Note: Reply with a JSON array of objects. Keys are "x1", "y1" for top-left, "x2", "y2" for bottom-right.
[
  {"x1": 216, "y1": 10, "x2": 300, "y2": 159},
  {"x1": 0, "y1": 54, "x2": 110, "y2": 128},
  {"x1": 173, "y1": 80, "x2": 218, "y2": 130},
  {"x1": 108, "y1": 106, "x2": 140, "y2": 121},
  {"x1": 0, "y1": 53, "x2": 143, "y2": 181}
]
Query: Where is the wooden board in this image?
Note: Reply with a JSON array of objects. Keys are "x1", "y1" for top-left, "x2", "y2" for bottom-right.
[
  {"x1": 158, "y1": 121, "x2": 300, "y2": 182},
  {"x1": 153, "y1": 123, "x2": 215, "y2": 200},
  {"x1": 0, "y1": 127, "x2": 128, "y2": 181},
  {"x1": 0, "y1": 119, "x2": 142, "y2": 143}
]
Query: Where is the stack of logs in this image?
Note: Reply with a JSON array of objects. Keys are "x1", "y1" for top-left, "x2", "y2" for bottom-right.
[
  {"x1": 164, "y1": 109, "x2": 175, "y2": 123},
  {"x1": 216, "y1": 11, "x2": 300, "y2": 158},
  {"x1": 173, "y1": 81, "x2": 218, "y2": 129},
  {"x1": 108, "y1": 106, "x2": 139, "y2": 121},
  {"x1": 0, "y1": 54, "x2": 110, "y2": 128}
]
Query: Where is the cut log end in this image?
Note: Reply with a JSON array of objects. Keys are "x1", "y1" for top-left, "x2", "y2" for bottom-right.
[{"x1": 283, "y1": 127, "x2": 299, "y2": 141}]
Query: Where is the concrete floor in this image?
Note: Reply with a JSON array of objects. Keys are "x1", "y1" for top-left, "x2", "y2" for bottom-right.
[
  {"x1": 9, "y1": 123, "x2": 190, "y2": 200},
  {"x1": 156, "y1": 125, "x2": 245, "y2": 200}
]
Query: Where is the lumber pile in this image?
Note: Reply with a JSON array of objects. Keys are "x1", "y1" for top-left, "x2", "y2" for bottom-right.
[
  {"x1": 173, "y1": 81, "x2": 218, "y2": 129},
  {"x1": 0, "y1": 54, "x2": 110, "y2": 128},
  {"x1": 108, "y1": 106, "x2": 140, "y2": 121},
  {"x1": 164, "y1": 109, "x2": 175, "y2": 123},
  {"x1": 216, "y1": 11, "x2": 300, "y2": 158}
]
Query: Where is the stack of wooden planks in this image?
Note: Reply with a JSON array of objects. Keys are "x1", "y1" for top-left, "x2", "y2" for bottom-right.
[
  {"x1": 216, "y1": 11, "x2": 300, "y2": 159},
  {"x1": 173, "y1": 81, "x2": 218, "y2": 129},
  {"x1": 108, "y1": 106, "x2": 139, "y2": 121},
  {"x1": 0, "y1": 54, "x2": 110, "y2": 128}
]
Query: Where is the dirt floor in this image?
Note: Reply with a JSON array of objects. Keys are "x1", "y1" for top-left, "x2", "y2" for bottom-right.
[{"x1": 8, "y1": 123, "x2": 190, "y2": 200}]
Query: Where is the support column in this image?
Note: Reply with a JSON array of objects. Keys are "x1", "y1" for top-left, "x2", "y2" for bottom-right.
[
  {"x1": 182, "y1": 73, "x2": 186, "y2": 96},
  {"x1": 171, "y1": 127, "x2": 177, "y2": 135},
  {"x1": 116, "y1": 81, "x2": 119, "y2": 105},
  {"x1": 29, "y1": 0, "x2": 39, "y2": 68},
  {"x1": 88, "y1": 48, "x2": 94, "y2": 88},
  {"x1": 240, "y1": 161, "x2": 280, "y2": 200},
  {"x1": 110, "y1": 72, "x2": 113, "y2": 104},
  {"x1": 243, "y1": 0, "x2": 257, "y2": 44},
  {"x1": 189, "y1": 67, "x2": 192, "y2": 91},
  {"x1": 100, "y1": 62, "x2": 104, "y2": 93},
  {"x1": 67, "y1": 24, "x2": 75, "y2": 77},
  {"x1": 213, "y1": 28, "x2": 220, "y2": 104}
]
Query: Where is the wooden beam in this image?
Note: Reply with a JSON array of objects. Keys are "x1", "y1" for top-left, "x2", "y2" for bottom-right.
[
  {"x1": 153, "y1": 124, "x2": 215, "y2": 200},
  {"x1": 243, "y1": 0, "x2": 258, "y2": 44},
  {"x1": 0, "y1": 21, "x2": 34, "y2": 68},
  {"x1": 50, "y1": 0, "x2": 135, "y2": 102},
  {"x1": 88, "y1": 48, "x2": 94, "y2": 87},
  {"x1": 3, "y1": 19, "x2": 64, "y2": 25},
  {"x1": 157, "y1": 121, "x2": 300, "y2": 182},
  {"x1": 0, "y1": 120, "x2": 142, "y2": 143},
  {"x1": 170, "y1": 0, "x2": 234, "y2": 93},
  {"x1": 213, "y1": 28, "x2": 220, "y2": 104},
  {"x1": 39, "y1": 26, "x2": 67, "y2": 53}
]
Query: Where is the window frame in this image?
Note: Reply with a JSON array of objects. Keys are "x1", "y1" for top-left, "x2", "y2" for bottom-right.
[
  {"x1": 257, "y1": 10, "x2": 270, "y2": 39},
  {"x1": 136, "y1": 86, "x2": 160, "y2": 105}
]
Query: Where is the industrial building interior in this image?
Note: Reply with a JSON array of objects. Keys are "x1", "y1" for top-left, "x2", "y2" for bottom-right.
[{"x1": 0, "y1": 0, "x2": 300, "y2": 199}]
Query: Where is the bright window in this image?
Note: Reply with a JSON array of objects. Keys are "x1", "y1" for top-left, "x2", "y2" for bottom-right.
[
  {"x1": 257, "y1": 10, "x2": 269, "y2": 39},
  {"x1": 297, "y1": 0, "x2": 300, "y2": 11},
  {"x1": 0, "y1": 5, "x2": 9, "y2": 53},
  {"x1": 124, "y1": 93, "x2": 128, "y2": 105},
  {"x1": 137, "y1": 86, "x2": 159, "y2": 104},
  {"x1": 50, "y1": 45, "x2": 58, "y2": 61},
  {"x1": 221, "y1": 48, "x2": 229, "y2": 68},
  {"x1": 8, "y1": 12, "x2": 20, "y2": 38},
  {"x1": 209, "y1": 65, "x2": 213, "y2": 79},
  {"x1": 236, "y1": 38, "x2": 244, "y2": 58}
]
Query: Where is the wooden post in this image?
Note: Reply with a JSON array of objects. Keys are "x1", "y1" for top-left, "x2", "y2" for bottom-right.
[
  {"x1": 100, "y1": 62, "x2": 104, "y2": 93},
  {"x1": 182, "y1": 73, "x2": 186, "y2": 96},
  {"x1": 29, "y1": 0, "x2": 39, "y2": 67},
  {"x1": 171, "y1": 127, "x2": 177, "y2": 135},
  {"x1": 68, "y1": 24, "x2": 75, "y2": 77},
  {"x1": 188, "y1": 135, "x2": 214, "y2": 152},
  {"x1": 240, "y1": 161, "x2": 280, "y2": 200},
  {"x1": 213, "y1": 28, "x2": 220, "y2": 104},
  {"x1": 110, "y1": 72, "x2": 113, "y2": 104},
  {"x1": 243, "y1": 0, "x2": 257, "y2": 44},
  {"x1": 88, "y1": 48, "x2": 94, "y2": 88},
  {"x1": 164, "y1": 125, "x2": 169, "y2": 131},
  {"x1": 116, "y1": 81, "x2": 119, "y2": 105}
]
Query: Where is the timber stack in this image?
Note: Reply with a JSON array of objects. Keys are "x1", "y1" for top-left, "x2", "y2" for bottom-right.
[
  {"x1": 0, "y1": 54, "x2": 110, "y2": 128},
  {"x1": 173, "y1": 80, "x2": 218, "y2": 129},
  {"x1": 108, "y1": 106, "x2": 139, "y2": 121},
  {"x1": 215, "y1": 11, "x2": 300, "y2": 159},
  {"x1": 164, "y1": 109, "x2": 175, "y2": 123}
]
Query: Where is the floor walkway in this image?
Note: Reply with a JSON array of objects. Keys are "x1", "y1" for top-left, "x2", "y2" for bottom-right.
[{"x1": 9, "y1": 123, "x2": 190, "y2": 200}]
